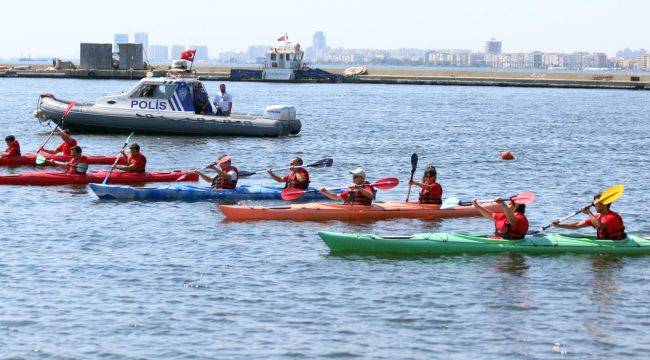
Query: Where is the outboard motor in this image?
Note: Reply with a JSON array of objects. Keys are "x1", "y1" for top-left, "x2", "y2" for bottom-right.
[{"x1": 263, "y1": 105, "x2": 297, "y2": 121}]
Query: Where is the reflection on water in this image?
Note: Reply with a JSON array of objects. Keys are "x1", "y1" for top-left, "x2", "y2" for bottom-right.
[{"x1": 496, "y1": 253, "x2": 530, "y2": 276}]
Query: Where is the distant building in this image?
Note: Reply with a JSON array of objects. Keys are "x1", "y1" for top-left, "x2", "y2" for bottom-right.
[
  {"x1": 593, "y1": 52, "x2": 608, "y2": 68},
  {"x1": 313, "y1": 31, "x2": 326, "y2": 50},
  {"x1": 189, "y1": 45, "x2": 209, "y2": 61},
  {"x1": 247, "y1": 45, "x2": 271, "y2": 62},
  {"x1": 485, "y1": 38, "x2": 502, "y2": 55},
  {"x1": 148, "y1": 45, "x2": 169, "y2": 62},
  {"x1": 80, "y1": 43, "x2": 113, "y2": 69},
  {"x1": 118, "y1": 43, "x2": 144, "y2": 70},
  {"x1": 113, "y1": 34, "x2": 128, "y2": 53},
  {"x1": 526, "y1": 51, "x2": 544, "y2": 68},
  {"x1": 134, "y1": 32, "x2": 149, "y2": 57},
  {"x1": 636, "y1": 54, "x2": 650, "y2": 71},
  {"x1": 170, "y1": 45, "x2": 185, "y2": 60}
]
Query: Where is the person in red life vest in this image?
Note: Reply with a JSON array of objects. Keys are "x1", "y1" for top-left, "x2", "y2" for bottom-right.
[
  {"x1": 197, "y1": 155, "x2": 239, "y2": 189},
  {"x1": 115, "y1": 143, "x2": 147, "y2": 173},
  {"x1": 550, "y1": 194, "x2": 627, "y2": 240},
  {"x1": 267, "y1": 157, "x2": 310, "y2": 190},
  {"x1": 39, "y1": 129, "x2": 77, "y2": 156},
  {"x1": 409, "y1": 164, "x2": 443, "y2": 204},
  {"x1": 44, "y1": 145, "x2": 89, "y2": 175},
  {"x1": 472, "y1": 197, "x2": 529, "y2": 240},
  {"x1": 2, "y1": 135, "x2": 21, "y2": 157},
  {"x1": 320, "y1": 168, "x2": 376, "y2": 206}
]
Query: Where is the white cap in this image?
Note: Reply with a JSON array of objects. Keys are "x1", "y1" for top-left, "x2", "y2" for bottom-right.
[{"x1": 349, "y1": 168, "x2": 366, "y2": 178}]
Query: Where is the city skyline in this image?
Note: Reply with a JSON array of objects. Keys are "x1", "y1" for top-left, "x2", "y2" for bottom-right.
[{"x1": 1, "y1": 0, "x2": 648, "y2": 59}]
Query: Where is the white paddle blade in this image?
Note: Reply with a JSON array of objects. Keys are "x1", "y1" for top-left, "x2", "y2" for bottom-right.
[
  {"x1": 440, "y1": 197, "x2": 460, "y2": 210},
  {"x1": 35, "y1": 154, "x2": 47, "y2": 165}
]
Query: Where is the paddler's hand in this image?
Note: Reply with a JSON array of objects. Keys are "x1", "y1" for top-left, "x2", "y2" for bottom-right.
[
  {"x1": 549, "y1": 219, "x2": 560, "y2": 227},
  {"x1": 471, "y1": 198, "x2": 479, "y2": 207},
  {"x1": 319, "y1": 187, "x2": 328, "y2": 194},
  {"x1": 408, "y1": 179, "x2": 417, "y2": 186},
  {"x1": 495, "y1": 197, "x2": 504, "y2": 204},
  {"x1": 580, "y1": 206, "x2": 592, "y2": 215},
  {"x1": 267, "y1": 168, "x2": 274, "y2": 174}
]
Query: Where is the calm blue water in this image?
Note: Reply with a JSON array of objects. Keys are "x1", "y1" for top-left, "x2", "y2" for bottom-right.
[{"x1": 0, "y1": 78, "x2": 649, "y2": 358}]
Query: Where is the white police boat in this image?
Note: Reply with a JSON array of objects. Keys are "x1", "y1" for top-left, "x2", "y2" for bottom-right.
[{"x1": 34, "y1": 75, "x2": 301, "y2": 137}]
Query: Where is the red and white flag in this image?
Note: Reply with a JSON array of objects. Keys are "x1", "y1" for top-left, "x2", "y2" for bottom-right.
[
  {"x1": 180, "y1": 49, "x2": 197, "y2": 62},
  {"x1": 277, "y1": 33, "x2": 288, "y2": 42}
]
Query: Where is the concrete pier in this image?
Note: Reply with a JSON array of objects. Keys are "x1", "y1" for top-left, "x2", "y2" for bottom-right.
[{"x1": 1, "y1": 65, "x2": 648, "y2": 90}]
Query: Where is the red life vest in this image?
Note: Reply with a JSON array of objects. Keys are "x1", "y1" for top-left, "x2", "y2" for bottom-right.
[
  {"x1": 418, "y1": 179, "x2": 443, "y2": 204},
  {"x1": 343, "y1": 181, "x2": 376, "y2": 206},
  {"x1": 284, "y1": 168, "x2": 310, "y2": 190},
  {"x1": 494, "y1": 212, "x2": 529, "y2": 240},
  {"x1": 126, "y1": 153, "x2": 147, "y2": 173},
  {"x1": 594, "y1": 211, "x2": 627, "y2": 240},
  {"x1": 65, "y1": 155, "x2": 88, "y2": 174},
  {"x1": 5, "y1": 140, "x2": 20, "y2": 156},
  {"x1": 56, "y1": 138, "x2": 78, "y2": 156},
  {"x1": 212, "y1": 165, "x2": 238, "y2": 189}
]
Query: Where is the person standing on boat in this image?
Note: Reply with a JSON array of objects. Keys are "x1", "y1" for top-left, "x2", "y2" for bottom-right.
[
  {"x1": 409, "y1": 164, "x2": 443, "y2": 204},
  {"x1": 320, "y1": 168, "x2": 376, "y2": 206},
  {"x1": 193, "y1": 83, "x2": 210, "y2": 115},
  {"x1": 549, "y1": 194, "x2": 627, "y2": 240},
  {"x1": 39, "y1": 130, "x2": 77, "y2": 156},
  {"x1": 213, "y1": 84, "x2": 233, "y2": 116},
  {"x1": 2, "y1": 135, "x2": 21, "y2": 157},
  {"x1": 197, "y1": 155, "x2": 239, "y2": 189},
  {"x1": 267, "y1": 157, "x2": 310, "y2": 190},
  {"x1": 115, "y1": 143, "x2": 147, "y2": 173},
  {"x1": 45, "y1": 145, "x2": 89, "y2": 175},
  {"x1": 472, "y1": 197, "x2": 529, "y2": 240}
]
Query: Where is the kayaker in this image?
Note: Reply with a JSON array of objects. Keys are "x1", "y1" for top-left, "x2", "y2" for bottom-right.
[
  {"x1": 115, "y1": 143, "x2": 147, "y2": 173},
  {"x1": 472, "y1": 197, "x2": 529, "y2": 240},
  {"x1": 267, "y1": 157, "x2": 310, "y2": 190},
  {"x1": 213, "y1": 84, "x2": 233, "y2": 116},
  {"x1": 197, "y1": 155, "x2": 239, "y2": 189},
  {"x1": 2, "y1": 135, "x2": 21, "y2": 156},
  {"x1": 320, "y1": 168, "x2": 376, "y2": 206},
  {"x1": 409, "y1": 164, "x2": 443, "y2": 204},
  {"x1": 550, "y1": 194, "x2": 627, "y2": 240},
  {"x1": 39, "y1": 130, "x2": 77, "y2": 156},
  {"x1": 45, "y1": 145, "x2": 88, "y2": 174}
]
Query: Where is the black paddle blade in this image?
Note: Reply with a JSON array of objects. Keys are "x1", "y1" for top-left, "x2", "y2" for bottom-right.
[
  {"x1": 238, "y1": 170, "x2": 256, "y2": 178},
  {"x1": 309, "y1": 158, "x2": 333, "y2": 168},
  {"x1": 410, "y1": 153, "x2": 418, "y2": 172}
]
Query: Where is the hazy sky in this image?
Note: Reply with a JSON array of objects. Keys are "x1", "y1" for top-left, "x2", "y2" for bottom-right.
[{"x1": 1, "y1": 0, "x2": 647, "y2": 58}]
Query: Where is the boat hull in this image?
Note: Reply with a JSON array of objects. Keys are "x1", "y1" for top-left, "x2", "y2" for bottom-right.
[
  {"x1": 0, "y1": 153, "x2": 125, "y2": 166},
  {"x1": 0, "y1": 170, "x2": 198, "y2": 186}
]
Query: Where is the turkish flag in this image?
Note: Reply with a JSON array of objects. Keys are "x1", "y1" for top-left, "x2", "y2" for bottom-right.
[
  {"x1": 180, "y1": 49, "x2": 196, "y2": 62},
  {"x1": 277, "y1": 34, "x2": 288, "y2": 42}
]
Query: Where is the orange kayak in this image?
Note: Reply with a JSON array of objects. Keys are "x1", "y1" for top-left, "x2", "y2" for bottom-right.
[{"x1": 220, "y1": 201, "x2": 502, "y2": 221}]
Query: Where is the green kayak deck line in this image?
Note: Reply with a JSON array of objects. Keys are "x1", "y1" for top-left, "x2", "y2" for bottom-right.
[{"x1": 317, "y1": 231, "x2": 650, "y2": 255}]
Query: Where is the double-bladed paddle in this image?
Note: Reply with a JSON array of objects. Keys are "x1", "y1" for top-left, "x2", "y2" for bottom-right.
[
  {"x1": 176, "y1": 155, "x2": 232, "y2": 182},
  {"x1": 37, "y1": 101, "x2": 76, "y2": 154},
  {"x1": 528, "y1": 184, "x2": 624, "y2": 235},
  {"x1": 102, "y1": 132, "x2": 134, "y2": 184},
  {"x1": 280, "y1": 177, "x2": 400, "y2": 201},
  {"x1": 35, "y1": 153, "x2": 89, "y2": 173},
  {"x1": 440, "y1": 190, "x2": 536, "y2": 210},
  {"x1": 238, "y1": 158, "x2": 333, "y2": 178},
  {"x1": 405, "y1": 153, "x2": 418, "y2": 202}
]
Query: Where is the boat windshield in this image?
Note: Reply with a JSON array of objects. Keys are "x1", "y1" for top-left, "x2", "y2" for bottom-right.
[{"x1": 130, "y1": 84, "x2": 176, "y2": 99}]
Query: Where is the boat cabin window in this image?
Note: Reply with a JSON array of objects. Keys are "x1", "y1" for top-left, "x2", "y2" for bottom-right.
[
  {"x1": 130, "y1": 84, "x2": 176, "y2": 99},
  {"x1": 286, "y1": 54, "x2": 291, "y2": 61},
  {"x1": 270, "y1": 53, "x2": 277, "y2": 61}
]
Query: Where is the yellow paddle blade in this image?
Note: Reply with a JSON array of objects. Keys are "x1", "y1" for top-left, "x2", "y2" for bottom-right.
[{"x1": 596, "y1": 184, "x2": 624, "y2": 205}]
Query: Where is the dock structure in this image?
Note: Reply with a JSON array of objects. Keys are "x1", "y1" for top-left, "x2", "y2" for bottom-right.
[{"x1": 1, "y1": 65, "x2": 648, "y2": 90}]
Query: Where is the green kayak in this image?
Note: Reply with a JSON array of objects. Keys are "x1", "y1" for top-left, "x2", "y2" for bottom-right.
[{"x1": 318, "y1": 231, "x2": 650, "y2": 255}]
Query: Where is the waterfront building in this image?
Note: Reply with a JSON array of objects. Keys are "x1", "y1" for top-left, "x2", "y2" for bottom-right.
[
  {"x1": 485, "y1": 38, "x2": 502, "y2": 55},
  {"x1": 313, "y1": 31, "x2": 326, "y2": 50},
  {"x1": 636, "y1": 54, "x2": 650, "y2": 71},
  {"x1": 80, "y1": 43, "x2": 113, "y2": 69},
  {"x1": 593, "y1": 52, "x2": 608, "y2": 68},
  {"x1": 148, "y1": 45, "x2": 169, "y2": 62},
  {"x1": 189, "y1": 45, "x2": 209, "y2": 61},
  {"x1": 118, "y1": 43, "x2": 144, "y2": 70},
  {"x1": 526, "y1": 51, "x2": 544, "y2": 68},
  {"x1": 170, "y1": 45, "x2": 184, "y2": 60},
  {"x1": 113, "y1": 34, "x2": 128, "y2": 53}
]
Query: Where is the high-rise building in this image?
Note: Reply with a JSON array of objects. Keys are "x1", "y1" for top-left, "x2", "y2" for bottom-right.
[
  {"x1": 485, "y1": 38, "x2": 502, "y2": 55},
  {"x1": 134, "y1": 32, "x2": 149, "y2": 57},
  {"x1": 313, "y1": 31, "x2": 326, "y2": 50},
  {"x1": 148, "y1": 45, "x2": 169, "y2": 62},
  {"x1": 170, "y1": 45, "x2": 185, "y2": 60},
  {"x1": 113, "y1": 34, "x2": 128, "y2": 53},
  {"x1": 189, "y1": 45, "x2": 209, "y2": 61}
]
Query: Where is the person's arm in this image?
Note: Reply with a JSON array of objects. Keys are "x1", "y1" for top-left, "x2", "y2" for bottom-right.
[
  {"x1": 267, "y1": 168, "x2": 283, "y2": 183},
  {"x1": 498, "y1": 198, "x2": 519, "y2": 227},
  {"x1": 320, "y1": 187, "x2": 343, "y2": 201},
  {"x1": 227, "y1": 99, "x2": 233, "y2": 113},
  {"x1": 583, "y1": 207, "x2": 603, "y2": 229},
  {"x1": 196, "y1": 170, "x2": 214, "y2": 183},
  {"x1": 355, "y1": 185, "x2": 374, "y2": 199},
  {"x1": 551, "y1": 221, "x2": 587, "y2": 229},
  {"x1": 472, "y1": 199, "x2": 495, "y2": 221},
  {"x1": 45, "y1": 159, "x2": 67, "y2": 167},
  {"x1": 409, "y1": 180, "x2": 427, "y2": 189},
  {"x1": 39, "y1": 147, "x2": 56, "y2": 154}
]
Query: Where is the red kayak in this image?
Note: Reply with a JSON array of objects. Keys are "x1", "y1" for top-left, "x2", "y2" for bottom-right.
[
  {"x1": 0, "y1": 170, "x2": 198, "y2": 186},
  {"x1": 0, "y1": 153, "x2": 126, "y2": 166}
]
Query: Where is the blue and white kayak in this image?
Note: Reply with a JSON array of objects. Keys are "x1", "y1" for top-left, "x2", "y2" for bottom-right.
[{"x1": 88, "y1": 183, "x2": 333, "y2": 202}]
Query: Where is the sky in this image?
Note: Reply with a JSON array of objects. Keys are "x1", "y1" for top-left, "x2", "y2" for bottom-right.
[{"x1": 1, "y1": 0, "x2": 647, "y2": 58}]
